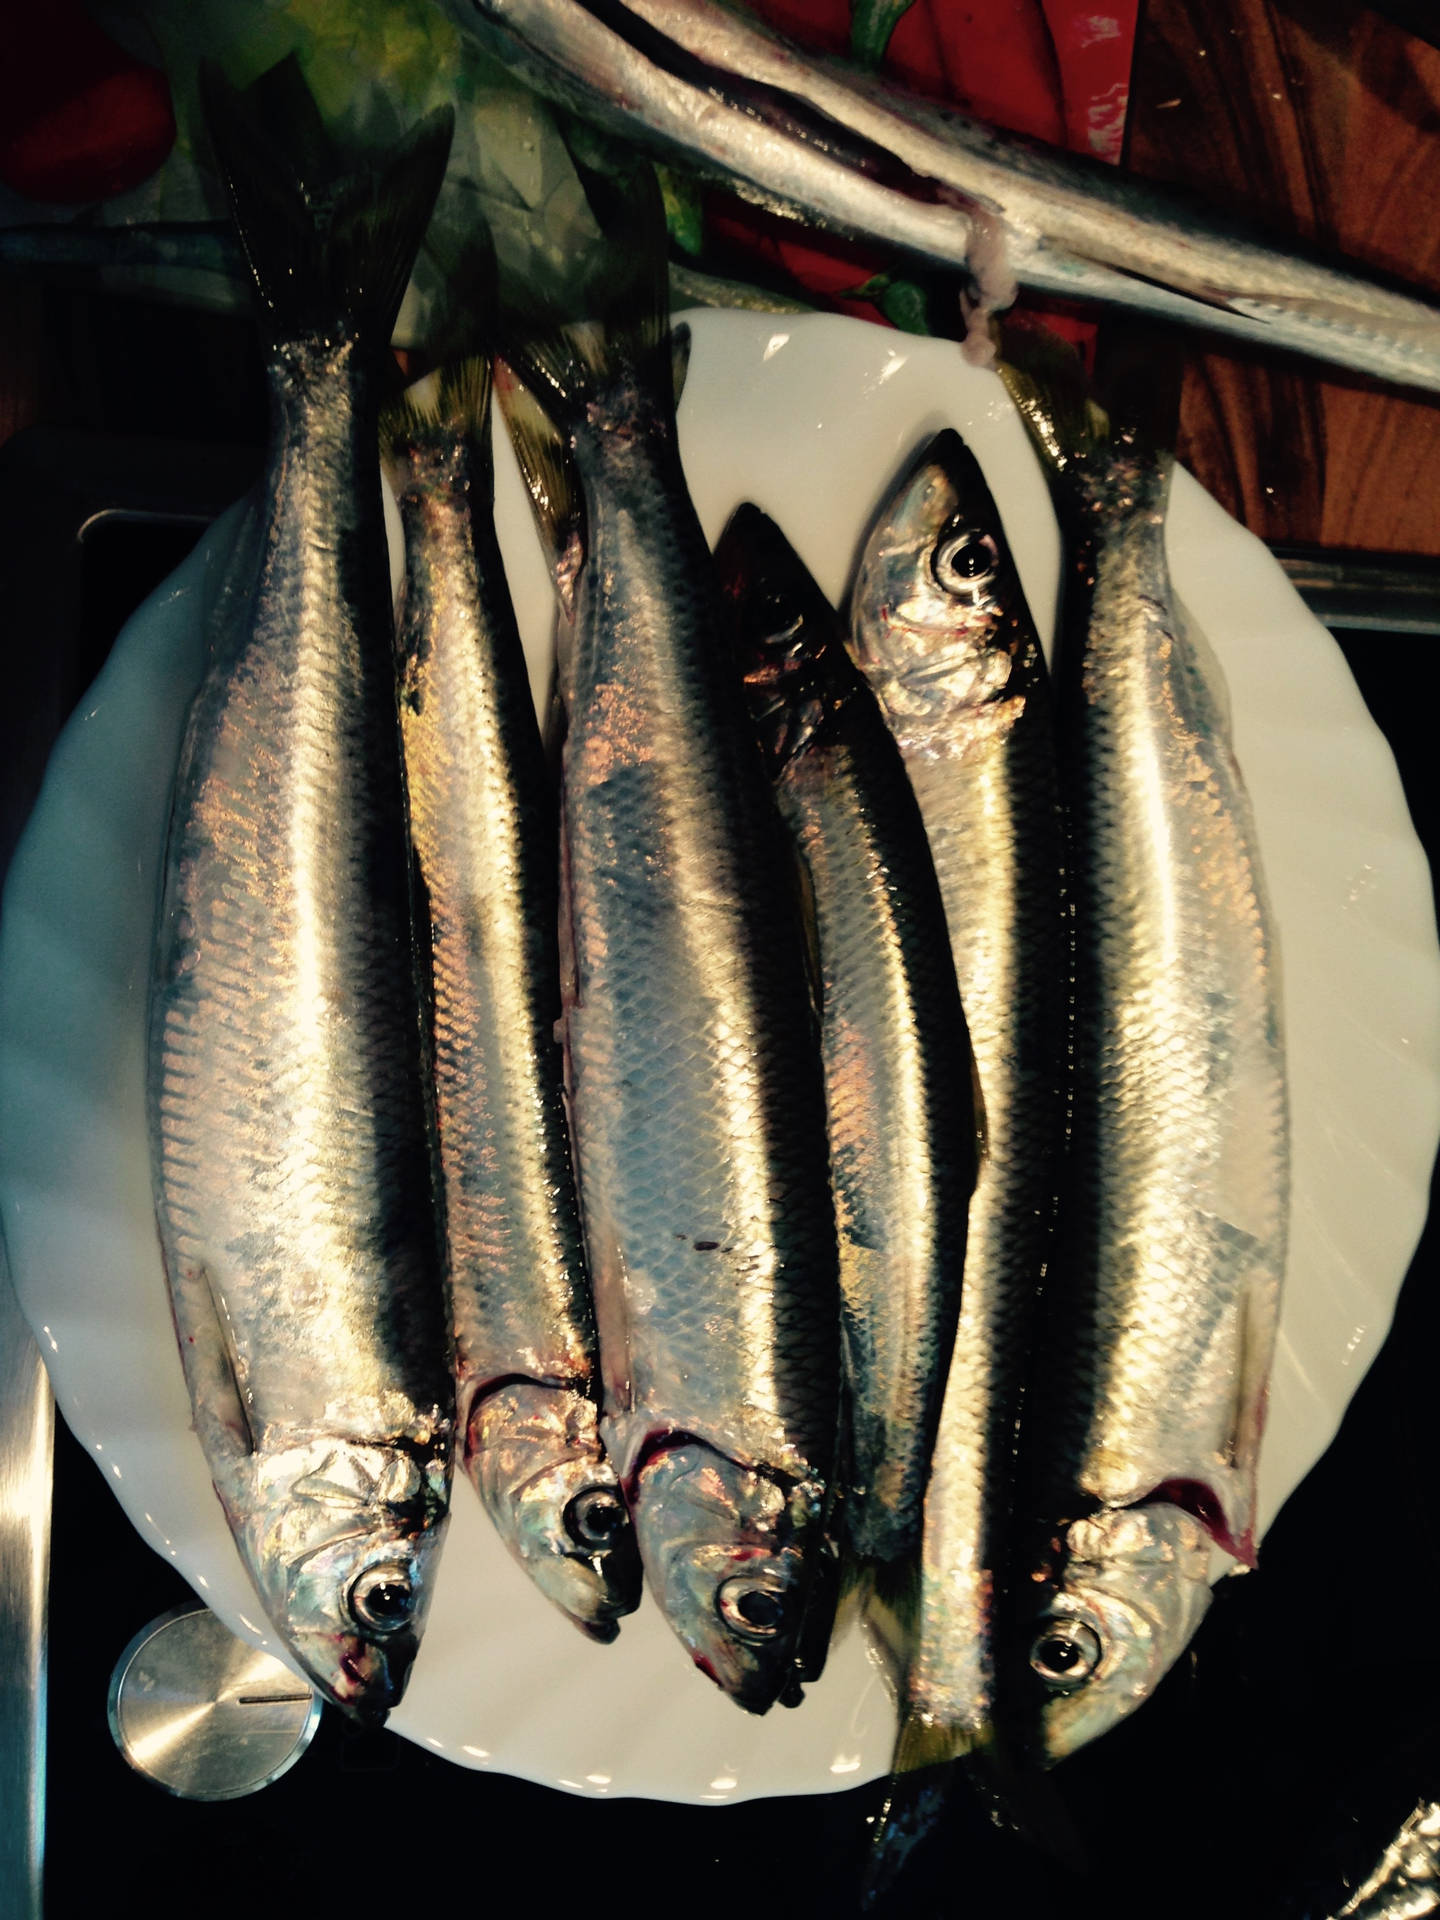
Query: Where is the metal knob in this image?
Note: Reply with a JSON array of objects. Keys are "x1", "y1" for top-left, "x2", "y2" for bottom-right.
[{"x1": 108, "y1": 1604, "x2": 321, "y2": 1800}]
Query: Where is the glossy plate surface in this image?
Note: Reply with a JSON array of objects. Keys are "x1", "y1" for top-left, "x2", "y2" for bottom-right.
[{"x1": 1, "y1": 311, "x2": 1436, "y2": 1802}]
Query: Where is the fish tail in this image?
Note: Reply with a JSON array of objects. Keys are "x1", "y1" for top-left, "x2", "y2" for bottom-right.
[
  {"x1": 200, "y1": 54, "x2": 453, "y2": 355},
  {"x1": 997, "y1": 319, "x2": 1113, "y2": 476},
  {"x1": 379, "y1": 357, "x2": 494, "y2": 470},
  {"x1": 497, "y1": 131, "x2": 680, "y2": 573},
  {"x1": 500, "y1": 127, "x2": 674, "y2": 430},
  {"x1": 1000, "y1": 316, "x2": 1183, "y2": 480},
  {"x1": 495, "y1": 358, "x2": 578, "y2": 575}
]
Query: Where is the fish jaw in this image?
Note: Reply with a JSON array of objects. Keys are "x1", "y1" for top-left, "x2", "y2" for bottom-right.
[
  {"x1": 1021, "y1": 1503, "x2": 1213, "y2": 1763},
  {"x1": 236, "y1": 1436, "x2": 451, "y2": 1725},
  {"x1": 630, "y1": 1440, "x2": 826, "y2": 1714},
  {"x1": 465, "y1": 1381, "x2": 641, "y2": 1641}
]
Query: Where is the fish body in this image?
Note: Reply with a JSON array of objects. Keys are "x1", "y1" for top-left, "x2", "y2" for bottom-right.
[
  {"x1": 849, "y1": 429, "x2": 1067, "y2": 1755},
  {"x1": 146, "y1": 64, "x2": 455, "y2": 1724},
  {"x1": 716, "y1": 503, "x2": 974, "y2": 1570},
  {"x1": 382, "y1": 360, "x2": 641, "y2": 1641},
  {"x1": 500, "y1": 166, "x2": 841, "y2": 1712},
  {"x1": 1005, "y1": 357, "x2": 1290, "y2": 1761},
  {"x1": 457, "y1": 0, "x2": 1440, "y2": 393}
]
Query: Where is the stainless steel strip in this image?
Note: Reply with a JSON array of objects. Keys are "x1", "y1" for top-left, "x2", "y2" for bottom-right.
[
  {"x1": 0, "y1": 1231, "x2": 52, "y2": 1920},
  {"x1": 1273, "y1": 551, "x2": 1440, "y2": 635}
]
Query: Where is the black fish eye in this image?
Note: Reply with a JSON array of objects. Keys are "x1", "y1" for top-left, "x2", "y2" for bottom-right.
[
  {"x1": 349, "y1": 1564, "x2": 415, "y2": 1635},
  {"x1": 1029, "y1": 1619, "x2": 1103, "y2": 1690},
  {"x1": 933, "y1": 526, "x2": 999, "y2": 597},
  {"x1": 716, "y1": 1575, "x2": 788, "y2": 1641},
  {"x1": 564, "y1": 1487, "x2": 629, "y2": 1551}
]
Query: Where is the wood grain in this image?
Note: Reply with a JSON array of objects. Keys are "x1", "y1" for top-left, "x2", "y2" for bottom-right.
[{"x1": 1124, "y1": 0, "x2": 1440, "y2": 553}]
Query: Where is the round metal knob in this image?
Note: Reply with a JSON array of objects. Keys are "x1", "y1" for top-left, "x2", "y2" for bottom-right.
[{"x1": 107, "y1": 1604, "x2": 321, "y2": 1800}]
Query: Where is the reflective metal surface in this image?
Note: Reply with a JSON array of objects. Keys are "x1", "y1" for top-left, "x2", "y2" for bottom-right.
[
  {"x1": 108, "y1": 1605, "x2": 321, "y2": 1800},
  {"x1": 0, "y1": 1235, "x2": 52, "y2": 1920},
  {"x1": 1273, "y1": 549, "x2": 1440, "y2": 635},
  {"x1": 1336, "y1": 1802, "x2": 1440, "y2": 1919}
]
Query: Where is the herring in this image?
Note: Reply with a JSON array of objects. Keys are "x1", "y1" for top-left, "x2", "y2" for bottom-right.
[
  {"x1": 499, "y1": 156, "x2": 841, "y2": 1713},
  {"x1": 1003, "y1": 340, "x2": 1290, "y2": 1763},
  {"x1": 717, "y1": 503, "x2": 974, "y2": 1574},
  {"x1": 146, "y1": 62, "x2": 454, "y2": 1726},
  {"x1": 453, "y1": 0, "x2": 1440, "y2": 394},
  {"x1": 381, "y1": 357, "x2": 641, "y2": 1642},
  {"x1": 849, "y1": 428, "x2": 1067, "y2": 1764}
]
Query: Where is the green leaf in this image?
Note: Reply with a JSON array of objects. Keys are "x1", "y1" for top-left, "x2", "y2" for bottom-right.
[
  {"x1": 656, "y1": 164, "x2": 706, "y2": 257},
  {"x1": 848, "y1": 0, "x2": 917, "y2": 70}
]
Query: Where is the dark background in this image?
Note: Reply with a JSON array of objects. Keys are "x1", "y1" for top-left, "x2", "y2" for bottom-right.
[{"x1": 1, "y1": 276, "x2": 1433, "y2": 1920}]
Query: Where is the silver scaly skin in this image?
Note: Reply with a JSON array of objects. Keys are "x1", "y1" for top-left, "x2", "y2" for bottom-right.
[
  {"x1": 1008, "y1": 374, "x2": 1290, "y2": 1762},
  {"x1": 382, "y1": 363, "x2": 641, "y2": 1641},
  {"x1": 849, "y1": 430, "x2": 1066, "y2": 1759},
  {"x1": 501, "y1": 175, "x2": 841, "y2": 1711},
  {"x1": 147, "y1": 67, "x2": 455, "y2": 1725},
  {"x1": 455, "y1": 0, "x2": 1440, "y2": 394},
  {"x1": 716, "y1": 503, "x2": 974, "y2": 1572}
]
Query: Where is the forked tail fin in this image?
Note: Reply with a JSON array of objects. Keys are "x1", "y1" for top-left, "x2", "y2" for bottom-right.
[{"x1": 200, "y1": 54, "x2": 453, "y2": 356}]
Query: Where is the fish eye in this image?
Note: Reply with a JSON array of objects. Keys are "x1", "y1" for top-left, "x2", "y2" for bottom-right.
[
  {"x1": 716, "y1": 1575, "x2": 789, "y2": 1642},
  {"x1": 564, "y1": 1487, "x2": 629, "y2": 1551},
  {"x1": 1029, "y1": 1619, "x2": 1103, "y2": 1690},
  {"x1": 348, "y1": 1564, "x2": 415, "y2": 1635},
  {"x1": 932, "y1": 525, "x2": 999, "y2": 598}
]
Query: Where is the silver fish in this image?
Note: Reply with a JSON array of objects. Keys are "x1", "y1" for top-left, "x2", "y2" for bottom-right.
[
  {"x1": 455, "y1": 0, "x2": 1440, "y2": 394},
  {"x1": 500, "y1": 161, "x2": 841, "y2": 1713},
  {"x1": 849, "y1": 429, "x2": 1067, "y2": 1760},
  {"x1": 146, "y1": 63, "x2": 455, "y2": 1725},
  {"x1": 1004, "y1": 348, "x2": 1290, "y2": 1762},
  {"x1": 716, "y1": 503, "x2": 974, "y2": 1571},
  {"x1": 381, "y1": 359, "x2": 642, "y2": 1641}
]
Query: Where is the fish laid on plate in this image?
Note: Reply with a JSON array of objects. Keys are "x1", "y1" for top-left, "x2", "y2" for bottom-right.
[
  {"x1": 1002, "y1": 341, "x2": 1290, "y2": 1761},
  {"x1": 454, "y1": 0, "x2": 1440, "y2": 394},
  {"x1": 146, "y1": 61, "x2": 454, "y2": 1724},
  {"x1": 500, "y1": 157, "x2": 841, "y2": 1712},
  {"x1": 381, "y1": 356, "x2": 642, "y2": 1641},
  {"x1": 717, "y1": 503, "x2": 974, "y2": 1574},
  {"x1": 849, "y1": 429, "x2": 1067, "y2": 1760}
]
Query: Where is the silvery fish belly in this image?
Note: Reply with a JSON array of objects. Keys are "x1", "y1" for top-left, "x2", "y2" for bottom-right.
[
  {"x1": 716, "y1": 503, "x2": 974, "y2": 1572},
  {"x1": 1010, "y1": 384, "x2": 1290, "y2": 1763},
  {"x1": 382, "y1": 362, "x2": 641, "y2": 1642},
  {"x1": 849, "y1": 429, "x2": 1067, "y2": 1759},
  {"x1": 146, "y1": 66, "x2": 455, "y2": 1725},
  {"x1": 499, "y1": 171, "x2": 841, "y2": 1713}
]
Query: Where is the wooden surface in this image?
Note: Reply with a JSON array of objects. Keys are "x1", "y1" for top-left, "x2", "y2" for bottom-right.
[{"x1": 1125, "y1": 0, "x2": 1440, "y2": 555}]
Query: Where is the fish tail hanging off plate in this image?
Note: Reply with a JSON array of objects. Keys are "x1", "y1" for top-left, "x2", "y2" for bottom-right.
[
  {"x1": 496, "y1": 126, "x2": 687, "y2": 600},
  {"x1": 496, "y1": 123, "x2": 683, "y2": 436},
  {"x1": 198, "y1": 53, "x2": 453, "y2": 357}
]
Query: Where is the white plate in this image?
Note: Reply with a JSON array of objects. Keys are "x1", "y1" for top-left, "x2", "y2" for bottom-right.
[{"x1": 1, "y1": 310, "x2": 1437, "y2": 1803}]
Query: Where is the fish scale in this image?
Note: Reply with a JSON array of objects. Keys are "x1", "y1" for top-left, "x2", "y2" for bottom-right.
[
  {"x1": 717, "y1": 503, "x2": 975, "y2": 1574},
  {"x1": 500, "y1": 192, "x2": 840, "y2": 1706},
  {"x1": 1043, "y1": 455, "x2": 1286, "y2": 1531},
  {"x1": 998, "y1": 345, "x2": 1290, "y2": 1759},
  {"x1": 147, "y1": 63, "x2": 455, "y2": 1726},
  {"x1": 848, "y1": 428, "x2": 1067, "y2": 1758}
]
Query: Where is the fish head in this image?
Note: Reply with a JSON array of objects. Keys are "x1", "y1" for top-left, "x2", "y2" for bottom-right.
[
  {"x1": 851, "y1": 428, "x2": 1033, "y2": 726},
  {"x1": 1019, "y1": 1503, "x2": 1213, "y2": 1763},
  {"x1": 465, "y1": 1381, "x2": 642, "y2": 1641},
  {"x1": 632, "y1": 1440, "x2": 827, "y2": 1713},
  {"x1": 242, "y1": 1435, "x2": 451, "y2": 1726},
  {"x1": 714, "y1": 501, "x2": 847, "y2": 774}
]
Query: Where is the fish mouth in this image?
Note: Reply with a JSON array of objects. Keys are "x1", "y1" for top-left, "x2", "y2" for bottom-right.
[{"x1": 295, "y1": 1630, "x2": 417, "y2": 1727}]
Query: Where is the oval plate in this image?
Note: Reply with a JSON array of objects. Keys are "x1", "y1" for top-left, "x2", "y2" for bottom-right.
[{"x1": 1, "y1": 310, "x2": 1436, "y2": 1803}]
